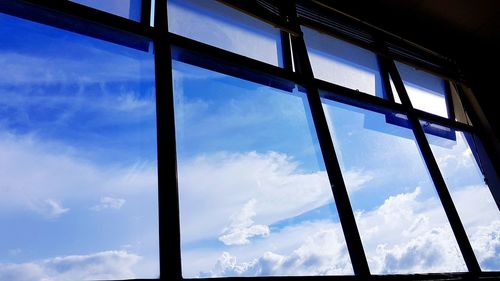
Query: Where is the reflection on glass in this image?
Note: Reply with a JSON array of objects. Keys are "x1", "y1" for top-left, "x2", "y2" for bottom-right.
[
  {"x1": 0, "y1": 13, "x2": 158, "y2": 279},
  {"x1": 173, "y1": 60, "x2": 352, "y2": 277},
  {"x1": 425, "y1": 128, "x2": 500, "y2": 270},
  {"x1": 395, "y1": 61, "x2": 448, "y2": 118},
  {"x1": 167, "y1": 0, "x2": 283, "y2": 67},
  {"x1": 302, "y1": 26, "x2": 384, "y2": 98},
  {"x1": 322, "y1": 97, "x2": 467, "y2": 274},
  {"x1": 70, "y1": 0, "x2": 142, "y2": 21}
]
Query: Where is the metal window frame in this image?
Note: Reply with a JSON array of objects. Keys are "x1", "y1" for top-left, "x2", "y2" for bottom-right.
[{"x1": 0, "y1": 0, "x2": 499, "y2": 280}]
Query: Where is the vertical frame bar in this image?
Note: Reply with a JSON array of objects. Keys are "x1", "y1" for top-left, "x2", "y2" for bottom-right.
[
  {"x1": 154, "y1": 0, "x2": 182, "y2": 279},
  {"x1": 280, "y1": 30, "x2": 293, "y2": 72},
  {"x1": 141, "y1": 0, "x2": 152, "y2": 26},
  {"x1": 378, "y1": 55, "x2": 396, "y2": 102},
  {"x1": 285, "y1": 1, "x2": 371, "y2": 276},
  {"x1": 386, "y1": 58, "x2": 481, "y2": 274},
  {"x1": 444, "y1": 81, "x2": 456, "y2": 121}
]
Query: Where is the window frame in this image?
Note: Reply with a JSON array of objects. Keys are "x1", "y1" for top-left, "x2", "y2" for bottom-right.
[{"x1": 0, "y1": 0, "x2": 499, "y2": 280}]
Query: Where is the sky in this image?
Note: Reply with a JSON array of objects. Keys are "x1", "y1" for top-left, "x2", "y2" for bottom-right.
[
  {"x1": 0, "y1": 0, "x2": 499, "y2": 280},
  {"x1": 0, "y1": 13, "x2": 159, "y2": 280},
  {"x1": 173, "y1": 58, "x2": 500, "y2": 277},
  {"x1": 167, "y1": 0, "x2": 499, "y2": 275}
]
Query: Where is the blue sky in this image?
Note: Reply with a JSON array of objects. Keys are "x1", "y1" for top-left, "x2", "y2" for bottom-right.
[
  {"x1": 173, "y1": 58, "x2": 499, "y2": 277},
  {"x1": 0, "y1": 0, "x2": 499, "y2": 280},
  {"x1": 0, "y1": 13, "x2": 158, "y2": 279},
  {"x1": 168, "y1": 0, "x2": 499, "y2": 276}
]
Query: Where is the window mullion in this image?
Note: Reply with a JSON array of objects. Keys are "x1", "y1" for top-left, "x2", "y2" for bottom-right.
[
  {"x1": 284, "y1": 0, "x2": 371, "y2": 276},
  {"x1": 156, "y1": 0, "x2": 182, "y2": 279}
]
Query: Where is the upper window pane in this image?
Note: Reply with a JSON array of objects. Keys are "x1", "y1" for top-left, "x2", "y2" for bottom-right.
[
  {"x1": 0, "y1": 13, "x2": 158, "y2": 279},
  {"x1": 70, "y1": 0, "x2": 142, "y2": 21},
  {"x1": 425, "y1": 127, "x2": 500, "y2": 270},
  {"x1": 395, "y1": 61, "x2": 449, "y2": 118},
  {"x1": 174, "y1": 60, "x2": 352, "y2": 277},
  {"x1": 321, "y1": 97, "x2": 467, "y2": 274},
  {"x1": 167, "y1": 0, "x2": 283, "y2": 67},
  {"x1": 303, "y1": 26, "x2": 384, "y2": 98}
]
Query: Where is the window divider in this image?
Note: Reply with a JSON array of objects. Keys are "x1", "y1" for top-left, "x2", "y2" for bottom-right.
[
  {"x1": 156, "y1": 0, "x2": 182, "y2": 279},
  {"x1": 285, "y1": 0, "x2": 371, "y2": 276}
]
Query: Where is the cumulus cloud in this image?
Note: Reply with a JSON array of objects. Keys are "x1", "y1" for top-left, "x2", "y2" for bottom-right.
[
  {"x1": 219, "y1": 199, "x2": 269, "y2": 246},
  {"x1": 196, "y1": 221, "x2": 352, "y2": 277},
  {"x1": 192, "y1": 185, "x2": 500, "y2": 277},
  {"x1": 30, "y1": 198, "x2": 69, "y2": 219},
  {"x1": 91, "y1": 196, "x2": 126, "y2": 211},
  {"x1": 0, "y1": 250, "x2": 140, "y2": 281}
]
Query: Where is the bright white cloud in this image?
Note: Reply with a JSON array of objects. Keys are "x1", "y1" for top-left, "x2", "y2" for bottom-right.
[
  {"x1": 219, "y1": 199, "x2": 269, "y2": 246},
  {"x1": 91, "y1": 196, "x2": 126, "y2": 211},
  {"x1": 30, "y1": 198, "x2": 69, "y2": 219},
  {"x1": 194, "y1": 221, "x2": 352, "y2": 277},
  {"x1": 0, "y1": 250, "x2": 140, "y2": 281},
  {"x1": 196, "y1": 186, "x2": 497, "y2": 277}
]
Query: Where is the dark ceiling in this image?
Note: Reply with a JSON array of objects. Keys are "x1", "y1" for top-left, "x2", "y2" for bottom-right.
[
  {"x1": 317, "y1": 0, "x2": 500, "y2": 139},
  {"x1": 316, "y1": 0, "x2": 500, "y2": 56}
]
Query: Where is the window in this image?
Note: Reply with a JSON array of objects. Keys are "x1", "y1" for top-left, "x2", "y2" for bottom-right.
[
  {"x1": 0, "y1": 0, "x2": 499, "y2": 280},
  {"x1": 0, "y1": 13, "x2": 158, "y2": 279},
  {"x1": 394, "y1": 61, "x2": 449, "y2": 118},
  {"x1": 302, "y1": 26, "x2": 384, "y2": 98},
  {"x1": 424, "y1": 126, "x2": 500, "y2": 271},
  {"x1": 321, "y1": 98, "x2": 466, "y2": 273},
  {"x1": 168, "y1": 0, "x2": 283, "y2": 67},
  {"x1": 70, "y1": 0, "x2": 143, "y2": 21},
  {"x1": 173, "y1": 60, "x2": 352, "y2": 277}
]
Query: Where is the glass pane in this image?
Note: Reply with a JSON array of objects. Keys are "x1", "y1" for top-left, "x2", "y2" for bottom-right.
[
  {"x1": 174, "y1": 60, "x2": 353, "y2": 277},
  {"x1": 0, "y1": 13, "x2": 158, "y2": 279},
  {"x1": 302, "y1": 26, "x2": 384, "y2": 98},
  {"x1": 395, "y1": 61, "x2": 448, "y2": 118},
  {"x1": 167, "y1": 0, "x2": 283, "y2": 67},
  {"x1": 425, "y1": 128, "x2": 500, "y2": 270},
  {"x1": 70, "y1": 0, "x2": 142, "y2": 21},
  {"x1": 321, "y1": 97, "x2": 467, "y2": 274}
]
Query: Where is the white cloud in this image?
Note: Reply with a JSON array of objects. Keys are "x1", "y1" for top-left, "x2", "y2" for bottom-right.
[
  {"x1": 195, "y1": 221, "x2": 352, "y2": 277},
  {"x1": 0, "y1": 250, "x2": 140, "y2": 281},
  {"x1": 343, "y1": 169, "x2": 374, "y2": 193},
  {"x1": 189, "y1": 185, "x2": 500, "y2": 277},
  {"x1": 30, "y1": 198, "x2": 69, "y2": 219},
  {"x1": 91, "y1": 196, "x2": 126, "y2": 211},
  {"x1": 219, "y1": 199, "x2": 269, "y2": 246},
  {"x1": 178, "y1": 151, "x2": 335, "y2": 244},
  {"x1": 0, "y1": 133, "x2": 157, "y2": 215},
  {"x1": 0, "y1": 50, "x2": 154, "y2": 86}
]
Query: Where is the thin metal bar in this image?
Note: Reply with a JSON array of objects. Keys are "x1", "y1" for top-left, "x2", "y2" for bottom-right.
[
  {"x1": 284, "y1": 0, "x2": 371, "y2": 276},
  {"x1": 444, "y1": 81, "x2": 456, "y2": 122},
  {"x1": 155, "y1": 0, "x2": 182, "y2": 279},
  {"x1": 280, "y1": 30, "x2": 294, "y2": 72},
  {"x1": 141, "y1": 0, "x2": 152, "y2": 26},
  {"x1": 387, "y1": 59, "x2": 481, "y2": 274},
  {"x1": 378, "y1": 55, "x2": 396, "y2": 101}
]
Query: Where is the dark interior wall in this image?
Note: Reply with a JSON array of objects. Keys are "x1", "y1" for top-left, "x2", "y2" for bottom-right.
[{"x1": 316, "y1": 0, "x2": 500, "y2": 141}]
